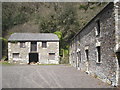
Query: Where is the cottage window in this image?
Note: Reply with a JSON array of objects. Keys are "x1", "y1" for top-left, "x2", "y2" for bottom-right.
[
  {"x1": 42, "y1": 41, "x2": 47, "y2": 48},
  {"x1": 96, "y1": 46, "x2": 101, "y2": 63},
  {"x1": 49, "y1": 53, "x2": 55, "y2": 60},
  {"x1": 20, "y1": 42, "x2": 25, "y2": 48},
  {"x1": 13, "y1": 53, "x2": 19, "y2": 58},
  {"x1": 95, "y1": 20, "x2": 100, "y2": 36}
]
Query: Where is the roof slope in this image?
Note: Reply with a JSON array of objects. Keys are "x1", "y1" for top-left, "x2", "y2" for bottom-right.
[{"x1": 8, "y1": 33, "x2": 59, "y2": 41}]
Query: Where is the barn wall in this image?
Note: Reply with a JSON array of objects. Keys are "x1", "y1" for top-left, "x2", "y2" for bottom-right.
[
  {"x1": 69, "y1": 2, "x2": 119, "y2": 86},
  {"x1": 8, "y1": 41, "x2": 59, "y2": 64},
  {"x1": 115, "y1": 2, "x2": 120, "y2": 87},
  {"x1": 37, "y1": 41, "x2": 59, "y2": 64},
  {"x1": 8, "y1": 42, "x2": 30, "y2": 63}
]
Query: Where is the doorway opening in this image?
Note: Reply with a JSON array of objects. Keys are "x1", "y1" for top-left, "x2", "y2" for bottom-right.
[
  {"x1": 29, "y1": 53, "x2": 38, "y2": 64},
  {"x1": 116, "y1": 52, "x2": 120, "y2": 87}
]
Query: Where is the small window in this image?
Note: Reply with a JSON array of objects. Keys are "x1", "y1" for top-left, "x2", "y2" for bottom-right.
[
  {"x1": 20, "y1": 42, "x2": 26, "y2": 48},
  {"x1": 42, "y1": 41, "x2": 47, "y2": 48},
  {"x1": 49, "y1": 53, "x2": 55, "y2": 60},
  {"x1": 77, "y1": 51, "x2": 81, "y2": 62},
  {"x1": 31, "y1": 42, "x2": 37, "y2": 51},
  {"x1": 116, "y1": 52, "x2": 120, "y2": 67},
  {"x1": 77, "y1": 51, "x2": 81, "y2": 68},
  {"x1": 13, "y1": 53, "x2": 19, "y2": 58},
  {"x1": 73, "y1": 61, "x2": 75, "y2": 63},
  {"x1": 85, "y1": 49, "x2": 89, "y2": 61},
  {"x1": 96, "y1": 46, "x2": 101, "y2": 63},
  {"x1": 95, "y1": 20, "x2": 100, "y2": 36}
]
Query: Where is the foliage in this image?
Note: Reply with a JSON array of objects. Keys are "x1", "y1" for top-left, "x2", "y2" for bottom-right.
[
  {"x1": 1, "y1": 56, "x2": 7, "y2": 60},
  {"x1": 79, "y1": 2, "x2": 107, "y2": 11},
  {"x1": 2, "y1": 3, "x2": 30, "y2": 31},
  {"x1": 79, "y1": 4, "x2": 89, "y2": 11},
  {"x1": 39, "y1": 17, "x2": 57, "y2": 33},
  {"x1": 36, "y1": 4, "x2": 80, "y2": 63},
  {"x1": 0, "y1": 61, "x2": 13, "y2": 65},
  {"x1": 54, "y1": 31, "x2": 62, "y2": 40},
  {"x1": 0, "y1": 37, "x2": 8, "y2": 57},
  {"x1": 38, "y1": 64, "x2": 59, "y2": 65},
  {"x1": 2, "y1": 2, "x2": 107, "y2": 63},
  {"x1": 10, "y1": 41, "x2": 18, "y2": 43}
]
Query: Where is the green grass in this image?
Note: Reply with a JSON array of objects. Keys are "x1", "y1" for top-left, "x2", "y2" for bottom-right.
[
  {"x1": 0, "y1": 61, "x2": 70, "y2": 66},
  {"x1": 0, "y1": 61, "x2": 13, "y2": 65},
  {"x1": 38, "y1": 64, "x2": 59, "y2": 65},
  {"x1": 37, "y1": 64, "x2": 71, "y2": 66}
]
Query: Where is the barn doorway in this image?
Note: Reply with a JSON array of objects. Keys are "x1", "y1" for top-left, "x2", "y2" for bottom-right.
[{"x1": 29, "y1": 53, "x2": 38, "y2": 64}]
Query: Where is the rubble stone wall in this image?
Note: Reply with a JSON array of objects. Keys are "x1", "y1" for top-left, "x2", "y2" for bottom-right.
[
  {"x1": 69, "y1": 3, "x2": 119, "y2": 86},
  {"x1": 8, "y1": 41, "x2": 59, "y2": 64}
]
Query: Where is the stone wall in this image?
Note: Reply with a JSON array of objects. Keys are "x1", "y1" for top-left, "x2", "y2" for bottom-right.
[
  {"x1": 37, "y1": 41, "x2": 59, "y2": 64},
  {"x1": 69, "y1": 2, "x2": 119, "y2": 86},
  {"x1": 8, "y1": 41, "x2": 59, "y2": 64},
  {"x1": 8, "y1": 42, "x2": 30, "y2": 63},
  {"x1": 115, "y1": 2, "x2": 120, "y2": 87}
]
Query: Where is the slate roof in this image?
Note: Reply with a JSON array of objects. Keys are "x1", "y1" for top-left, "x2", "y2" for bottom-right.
[{"x1": 8, "y1": 33, "x2": 59, "y2": 41}]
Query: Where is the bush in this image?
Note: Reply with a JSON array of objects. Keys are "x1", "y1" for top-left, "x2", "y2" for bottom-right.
[
  {"x1": 0, "y1": 37, "x2": 8, "y2": 58},
  {"x1": 79, "y1": 5, "x2": 88, "y2": 11}
]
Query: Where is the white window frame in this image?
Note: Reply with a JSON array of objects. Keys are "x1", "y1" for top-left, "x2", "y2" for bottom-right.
[{"x1": 95, "y1": 19, "x2": 100, "y2": 36}]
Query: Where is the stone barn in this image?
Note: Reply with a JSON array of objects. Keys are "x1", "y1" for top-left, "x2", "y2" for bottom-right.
[
  {"x1": 69, "y1": 2, "x2": 120, "y2": 86},
  {"x1": 8, "y1": 33, "x2": 59, "y2": 64}
]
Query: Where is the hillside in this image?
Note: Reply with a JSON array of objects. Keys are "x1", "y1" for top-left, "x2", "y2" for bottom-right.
[{"x1": 2, "y1": 2, "x2": 107, "y2": 63}]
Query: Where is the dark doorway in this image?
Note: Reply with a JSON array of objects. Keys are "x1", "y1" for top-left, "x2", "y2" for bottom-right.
[{"x1": 29, "y1": 53, "x2": 38, "y2": 63}]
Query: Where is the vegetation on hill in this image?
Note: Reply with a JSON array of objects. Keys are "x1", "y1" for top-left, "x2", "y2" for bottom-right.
[{"x1": 2, "y1": 2, "x2": 107, "y2": 63}]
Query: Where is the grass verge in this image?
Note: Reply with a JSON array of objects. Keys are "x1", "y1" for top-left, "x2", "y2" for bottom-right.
[{"x1": 0, "y1": 61, "x2": 13, "y2": 65}]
